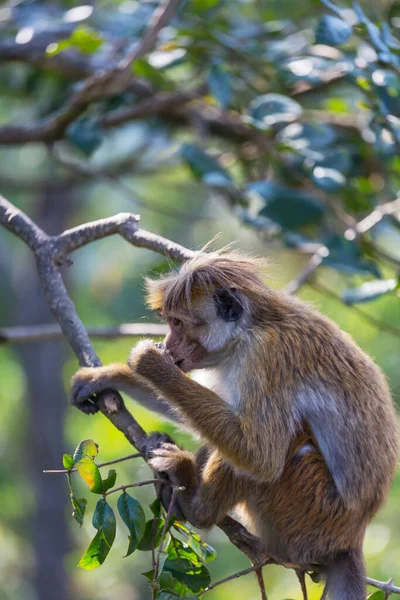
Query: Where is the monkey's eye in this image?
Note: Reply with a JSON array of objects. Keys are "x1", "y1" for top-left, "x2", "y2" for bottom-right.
[{"x1": 171, "y1": 318, "x2": 182, "y2": 328}]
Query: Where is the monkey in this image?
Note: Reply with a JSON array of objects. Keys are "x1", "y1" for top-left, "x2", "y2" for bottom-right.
[{"x1": 71, "y1": 250, "x2": 398, "y2": 600}]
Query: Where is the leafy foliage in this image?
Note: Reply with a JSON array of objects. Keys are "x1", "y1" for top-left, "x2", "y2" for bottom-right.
[{"x1": 64, "y1": 440, "x2": 215, "y2": 597}]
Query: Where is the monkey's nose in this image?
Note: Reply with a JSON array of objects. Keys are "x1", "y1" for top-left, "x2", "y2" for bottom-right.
[{"x1": 175, "y1": 359, "x2": 184, "y2": 369}]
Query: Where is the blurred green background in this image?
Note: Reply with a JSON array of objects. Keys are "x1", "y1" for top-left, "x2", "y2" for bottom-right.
[{"x1": 0, "y1": 0, "x2": 400, "y2": 598}]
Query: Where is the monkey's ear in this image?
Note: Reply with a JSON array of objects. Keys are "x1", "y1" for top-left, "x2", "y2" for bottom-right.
[{"x1": 214, "y1": 288, "x2": 243, "y2": 322}]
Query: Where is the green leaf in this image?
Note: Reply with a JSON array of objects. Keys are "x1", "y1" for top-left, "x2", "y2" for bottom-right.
[
  {"x1": 47, "y1": 25, "x2": 103, "y2": 56},
  {"x1": 101, "y1": 469, "x2": 117, "y2": 493},
  {"x1": 117, "y1": 492, "x2": 146, "y2": 556},
  {"x1": 247, "y1": 94, "x2": 302, "y2": 128},
  {"x1": 70, "y1": 491, "x2": 87, "y2": 527},
  {"x1": 208, "y1": 64, "x2": 232, "y2": 108},
  {"x1": 150, "y1": 498, "x2": 162, "y2": 517},
  {"x1": 63, "y1": 454, "x2": 74, "y2": 470},
  {"x1": 66, "y1": 118, "x2": 103, "y2": 156},
  {"x1": 73, "y1": 439, "x2": 99, "y2": 461},
  {"x1": 78, "y1": 499, "x2": 116, "y2": 569},
  {"x1": 180, "y1": 144, "x2": 231, "y2": 182},
  {"x1": 173, "y1": 523, "x2": 216, "y2": 563},
  {"x1": 250, "y1": 181, "x2": 325, "y2": 229},
  {"x1": 163, "y1": 558, "x2": 211, "y2": 594},
  {"x1": 192, "y1": 0, "x2": 221, "y2": 12},
  {"x1": 312, "y1": 167, "x2": 346, "y2": 192},
  {"x1": 73, "y1": 439, "x2": 103, "y2": 494},
  {"x1": 138, "y1": 518, "x2": 165, "y2": 551},
  {"x1": 367, "y1": 592, "x2": 385, "y2": 600},
  {"x1": 324, "y1": 236, "x2": 381, "y2": 277},
  {"x1": 315, "y1": 15, "x2": 352, "y2": 46},
  {"x1": 132, "y1": 59, "x2": 168, "y2": 88},
  {"x1": 341, "y1": 279, "x2": 397, "y2": 304}
]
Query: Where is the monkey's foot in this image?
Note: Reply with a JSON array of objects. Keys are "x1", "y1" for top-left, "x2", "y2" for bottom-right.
[{"x1": 146, "y1": 434, "x2": 195, "y2": 522}]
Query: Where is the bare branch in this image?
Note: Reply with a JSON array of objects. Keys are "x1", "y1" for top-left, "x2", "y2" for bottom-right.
[
  {"x1": 366, "y1": 577, "x2": 400, "y2": 596},
  {"x1": 0, "y1": 323, "x2": 168, "y2": 345},
  {"x1": 345, "y1": 197, "x2": 400, "y2": 240},
  {"x1": 284, "y1": 246, "x2": 328, "y2": 296},
  {"x1": 0, "y1": 195, "x2": 47, "y2": 250}
]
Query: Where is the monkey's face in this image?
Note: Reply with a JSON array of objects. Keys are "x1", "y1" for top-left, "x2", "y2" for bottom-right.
[{"x1": 162, "y1": 288, "x2": 245, "y2": 372}]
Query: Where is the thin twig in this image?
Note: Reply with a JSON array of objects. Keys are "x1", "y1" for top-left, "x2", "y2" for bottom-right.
[
  {"x1": 105, "y1": 479, "x2": 170, "y2": 497},
  {"x1": 284, "y1": 247, "x2": 328, "y2": 295},
  {"x1": 43, "y1": 452, "x2": 143, "y2": 473},
  {"x1": 200, "y1": 559, "x2": 272, "y2": 595}
]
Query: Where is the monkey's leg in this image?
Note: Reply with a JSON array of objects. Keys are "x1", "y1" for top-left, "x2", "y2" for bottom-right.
[{"x1": 149, "y1": 446, "x2": 247, "y2": 529}]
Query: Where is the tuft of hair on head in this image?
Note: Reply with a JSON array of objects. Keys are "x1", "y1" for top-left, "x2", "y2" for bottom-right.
[{"x1": 145, "y1": 249, "x2": 274, "y2": 319}]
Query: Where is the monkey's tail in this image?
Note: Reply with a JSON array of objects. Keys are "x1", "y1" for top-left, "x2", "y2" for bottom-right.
[{"x1": 322, "y1": 549, "x2": 366, "y2": 600}]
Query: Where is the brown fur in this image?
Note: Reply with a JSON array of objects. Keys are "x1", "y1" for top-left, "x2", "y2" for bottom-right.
[{"x1": 71, "y1": 251, "x2": 398, "y2": 597}]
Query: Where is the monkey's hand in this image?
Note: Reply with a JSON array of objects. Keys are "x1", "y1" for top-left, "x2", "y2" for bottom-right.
[
  {"x1": 128, "y1": 339, "x2": 179, "y2": 383},
  {"x1": 70, "y1": 367, "x2": 107, "y2": 414},
  {"x1": 146, "y1": 433, "x2": 197, "y2": 522}
]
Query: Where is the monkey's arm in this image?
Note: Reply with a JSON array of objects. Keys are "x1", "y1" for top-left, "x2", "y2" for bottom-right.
[
  {"x1": 71, "y1": 363, "x2": 179, "y2": 421},
  {"x1": 130, "y1": 341, "x2": 292, "y2": 480}
]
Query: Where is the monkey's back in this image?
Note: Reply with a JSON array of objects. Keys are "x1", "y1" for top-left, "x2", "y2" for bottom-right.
[{"x1": 247, "y1": 296, "x2": 398, "y2": 565}]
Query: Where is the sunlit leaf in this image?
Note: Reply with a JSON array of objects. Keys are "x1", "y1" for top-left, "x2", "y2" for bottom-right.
[
  {"x1": 78, "y1": 499, "x2": 116, "y2": 569},
  {"x1": 247, "y1": 93, "x2": 302, "y2": 128},
  {"x1": 63, "y1": 454, "x2": 74, "y2": 470},
  {"x1": 341, "y1": 279, "x2": 397, "y2": 304},
  {"x1": 73, "y1": 439, "x2": 103, "y2": 494},
  {"x1": 173, "y1": 523, "x2": 216, "y2": 563},
  {"x1": 312, "y1": 167, "x2": 346, "y2": 191},
  {"x1": 47, "y1": 25, "x2": 103, "y2": 56},
  {"x1": 117, "y1": 492, "x2": 146, "y2": 556},
  {"x1": 315, "y1": 15, "x2": 352, "y2": 46}
]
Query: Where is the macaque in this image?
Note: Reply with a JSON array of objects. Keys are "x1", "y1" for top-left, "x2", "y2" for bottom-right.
[{"x1": 71, "y1": 251, "x2": 398, "y2": 600}]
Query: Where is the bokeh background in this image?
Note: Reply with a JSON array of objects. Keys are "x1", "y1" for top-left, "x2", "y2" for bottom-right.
[{"x1": 0, "y1": 0, "x2": 400, "y2": 599}]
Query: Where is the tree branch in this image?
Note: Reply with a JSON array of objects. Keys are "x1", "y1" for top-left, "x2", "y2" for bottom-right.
[{"x1": 0, "y1": 323, "x2": 168, "y2": 344}]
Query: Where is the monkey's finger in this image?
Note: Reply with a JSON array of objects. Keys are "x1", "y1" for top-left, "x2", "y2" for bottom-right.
[{"x1": 141, "y1": 431, "x2": 176, "y2": 459}]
